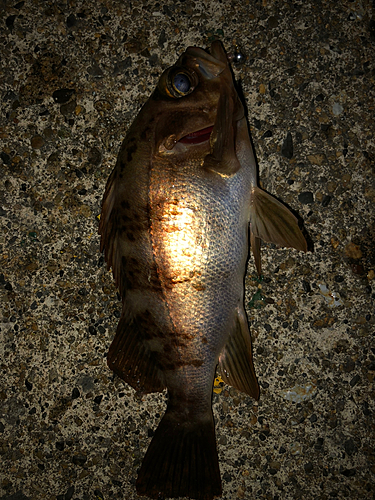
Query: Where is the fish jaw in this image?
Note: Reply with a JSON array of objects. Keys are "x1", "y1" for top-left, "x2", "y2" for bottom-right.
[
  {"x1": 179, "y1": 125, "x2": 214, "y2": 145},
  {"x1": 158, "y1": 124, "x2": 215, "y2": 155}
]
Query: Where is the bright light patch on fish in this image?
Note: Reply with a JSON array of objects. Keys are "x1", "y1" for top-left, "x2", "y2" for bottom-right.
[
  {"x1": 157, "y1": 199, "x2": 207, "y2": 288},
  {"x1": 318, "y1": 283, "x2": 343, "y2": 307}
]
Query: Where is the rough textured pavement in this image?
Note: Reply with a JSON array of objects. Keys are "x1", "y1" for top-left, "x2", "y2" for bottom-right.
[{"x1": 0, "y1": 1, "x2": 374, "y2": 499}]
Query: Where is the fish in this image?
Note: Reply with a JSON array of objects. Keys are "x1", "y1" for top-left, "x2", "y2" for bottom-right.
[{"x1": 99, "y1": 41, "x2": 307, "y2": 500}]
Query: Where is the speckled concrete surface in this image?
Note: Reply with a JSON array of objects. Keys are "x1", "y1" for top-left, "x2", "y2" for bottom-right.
[{"x1": 1, "y1": 1, "x2": 374, "y2": 499}]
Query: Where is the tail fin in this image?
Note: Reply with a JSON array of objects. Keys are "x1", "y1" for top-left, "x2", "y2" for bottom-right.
[{"x1": 136, "y1": 404, "x2": 222, "y2": 500}]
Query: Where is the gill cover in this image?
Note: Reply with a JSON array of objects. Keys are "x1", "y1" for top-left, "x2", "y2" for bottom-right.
[{"x1": 203, "y1": 41, "x2": 244, "y2": 176}]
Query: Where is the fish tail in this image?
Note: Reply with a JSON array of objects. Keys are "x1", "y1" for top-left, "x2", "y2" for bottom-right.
[{"x1": 136, "y1": 403, "x2": 221, "y2": 500}]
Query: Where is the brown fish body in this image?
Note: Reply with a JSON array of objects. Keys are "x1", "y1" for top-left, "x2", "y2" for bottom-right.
[{"x1": 99, "y1": 42, "x2": 306, "y2": 499}]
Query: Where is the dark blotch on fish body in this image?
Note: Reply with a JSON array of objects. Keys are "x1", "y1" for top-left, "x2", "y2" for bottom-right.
[{"x1": 127, "y1": 143, "x2": 137, "y2": 162}]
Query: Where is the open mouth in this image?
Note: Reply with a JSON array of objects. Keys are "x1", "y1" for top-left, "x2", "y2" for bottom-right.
[{"x1": 179, "y1": 126, "x2": 213, "y2": 145}]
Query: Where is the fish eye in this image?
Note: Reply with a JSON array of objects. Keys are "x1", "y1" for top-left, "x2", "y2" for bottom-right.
[
  {"x1": 167, "y1": 68, "x2": 198, "y2": 98},
  {"x1": 157, "y1": 67, "x2": 198, "y2": 99},
  {"x1": 172, "y1": 73, "x2": 191, "y2": 94}
]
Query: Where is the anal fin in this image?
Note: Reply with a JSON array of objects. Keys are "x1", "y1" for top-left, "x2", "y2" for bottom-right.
[
  {"x1": 107, "y1": 312, "x2": 165, "y2": 394},
  {"x1": 218, "y1": 307, "x2": 260, "y2": 400}
]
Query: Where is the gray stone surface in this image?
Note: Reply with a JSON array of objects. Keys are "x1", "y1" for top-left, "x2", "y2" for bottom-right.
[{"x1": 0, "y1": 1, "x2": 374, "y2": 499}]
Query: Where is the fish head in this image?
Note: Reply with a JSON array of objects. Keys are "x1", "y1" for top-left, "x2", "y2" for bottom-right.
[{"x1": 145, "y1": 41, "x2": 244, "y2": 168}]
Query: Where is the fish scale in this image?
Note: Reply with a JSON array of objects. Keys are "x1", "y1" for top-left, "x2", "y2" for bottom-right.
[{"x1": 149, "y1": 156, "x2": 250, "y2": 369}]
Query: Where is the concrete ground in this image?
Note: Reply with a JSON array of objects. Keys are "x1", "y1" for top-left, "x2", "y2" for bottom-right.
[{"x1": 0, "y1": 0, "x2": 374, "y2": 499}]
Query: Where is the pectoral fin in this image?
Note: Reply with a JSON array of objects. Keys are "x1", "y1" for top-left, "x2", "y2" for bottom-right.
[
  {"x1": 250, "y1": 186, "x2": 307, "y2": 274},
  {"x1": 218, "y1": 307, "x2": 260, "y2": 400}
]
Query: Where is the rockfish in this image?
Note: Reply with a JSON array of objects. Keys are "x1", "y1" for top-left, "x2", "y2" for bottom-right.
[{"x1": 99, "y1": 41, "x2": 306, "y2": 499}]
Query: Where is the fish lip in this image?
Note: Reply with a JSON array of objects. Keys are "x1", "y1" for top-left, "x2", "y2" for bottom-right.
[{"x1": 178, "y1": 125, "x2": 214, "y2": 145}]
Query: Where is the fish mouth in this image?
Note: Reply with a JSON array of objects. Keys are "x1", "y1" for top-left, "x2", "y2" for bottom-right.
[{"x1": 178, "y1": 126, "x2": 214, "y2": 145}]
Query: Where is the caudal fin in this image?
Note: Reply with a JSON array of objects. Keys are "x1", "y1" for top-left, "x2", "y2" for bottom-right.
[{"x1": 136, "y1": 404, "x2": 222, "y2": 500}]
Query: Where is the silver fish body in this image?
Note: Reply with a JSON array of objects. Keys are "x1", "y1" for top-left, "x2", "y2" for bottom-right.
[{"x1": 99, "y1": 41, "x2": 306, "y2": 499}]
